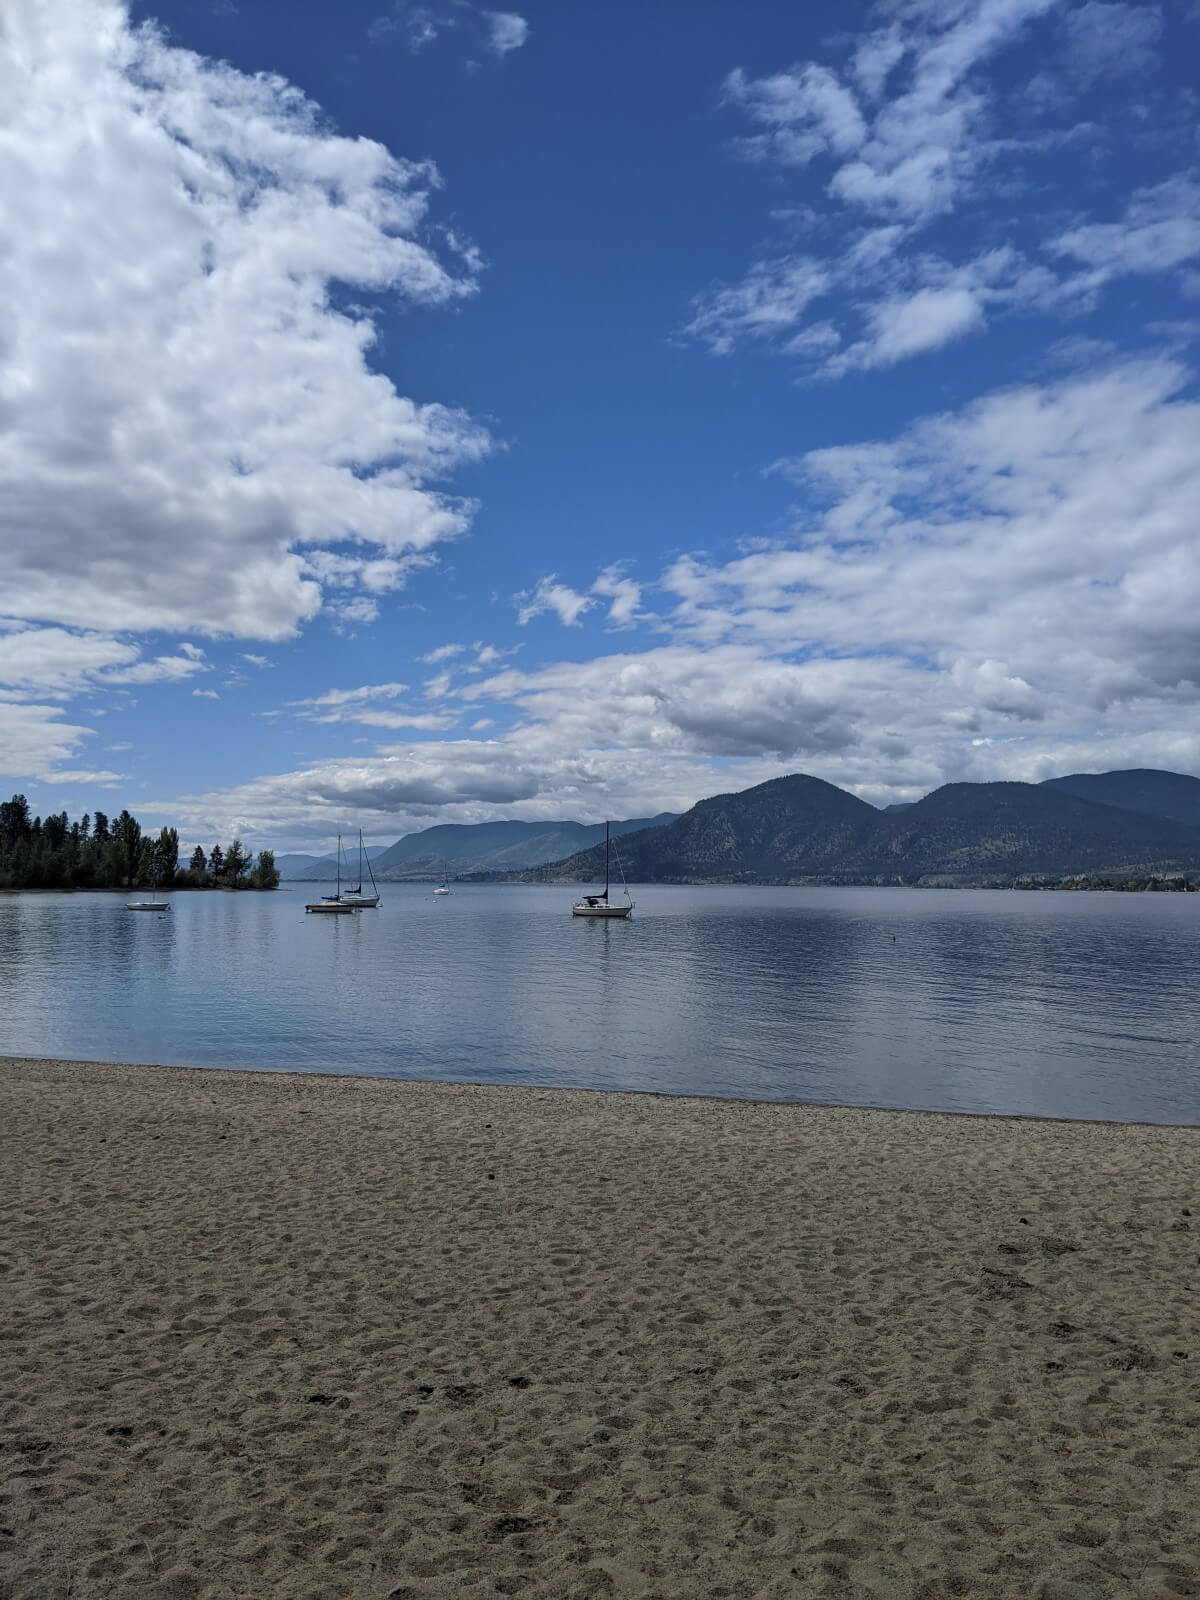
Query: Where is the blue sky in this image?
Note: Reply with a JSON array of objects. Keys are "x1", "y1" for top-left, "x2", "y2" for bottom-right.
[{"x1": 2, "y1": 0, "x2": 1199, "y2": 852}]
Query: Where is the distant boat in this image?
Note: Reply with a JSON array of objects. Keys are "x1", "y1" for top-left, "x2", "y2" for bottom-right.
[
  {"x1": 433, "y1": 858, "x2": 451, "y2": 895},
  {"x1": 572, "y1": 822, "x2": 633, "y2": 918},
  {"x1": 127, "y1": 873, "x2": 169, "y2": 912},
  {"x1": 337, "y1": 830, "x2": 381, "y2": 908}
]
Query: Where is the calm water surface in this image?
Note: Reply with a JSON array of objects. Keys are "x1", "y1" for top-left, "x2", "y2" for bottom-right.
[{"x1": 1, "y1": 885, "x2": 1197, "y2": 1123}]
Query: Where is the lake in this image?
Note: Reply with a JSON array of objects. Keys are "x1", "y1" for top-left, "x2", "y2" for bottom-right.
[{"x1": 1, "y1": 885, "x2": 1197, "y2": 1124}]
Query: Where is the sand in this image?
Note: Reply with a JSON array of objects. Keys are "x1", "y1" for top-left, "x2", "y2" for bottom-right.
[{"x1": 1, "y1": 1057, "x2": 1198, "y2": 1600}]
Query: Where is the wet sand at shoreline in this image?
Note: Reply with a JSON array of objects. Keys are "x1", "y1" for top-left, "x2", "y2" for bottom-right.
[{"x1": 2, "y1": 1056, "x2": 1198, "y2": 1597}]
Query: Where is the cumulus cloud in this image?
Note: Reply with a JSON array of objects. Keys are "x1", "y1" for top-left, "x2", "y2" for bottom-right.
[
  {"x1": 483, "y1": 11, "x2": 529, "y2": 57},
  {"x1": 0, "y1": 0, "x2": 489, "y2": 648}
]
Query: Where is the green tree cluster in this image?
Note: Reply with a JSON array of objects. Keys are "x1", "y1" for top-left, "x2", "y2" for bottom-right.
[{"x1": 0, "y1": 796, "x2": 279, "y2": 892}]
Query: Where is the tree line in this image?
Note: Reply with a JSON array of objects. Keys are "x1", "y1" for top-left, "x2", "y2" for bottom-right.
[{"x1": 0, "y1": 795, "x2": 279, "y2": 892}]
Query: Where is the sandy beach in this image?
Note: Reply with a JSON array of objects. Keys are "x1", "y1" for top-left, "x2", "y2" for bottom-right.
[{"x1": 2, "y1": 1057, "x2": 1197, "y2": 1598}]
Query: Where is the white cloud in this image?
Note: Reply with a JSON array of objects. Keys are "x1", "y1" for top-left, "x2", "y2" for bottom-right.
[
  {"x1": 683, "y1": 257, "x2": 830, "y2": 355},
  {"x1": 591, "y1": 566, "x2": 644, "y2": 629},
  {"x1": 193, "y1": 689, "x2": 219, "y2": 700},
  {"x1": 1051, "y1": 175, "x2": 1200, "y2": 283},
  {"x1": 858, "y1": 283, "x2": 986, "y2": 365},
  {"x1": 1061, "y1": 1, "x2": 1163, "y2": 84},
  {"x1": 289, "y1": 682, "x2": 409, "y2": 715},
  {"x1": 685, "y1": 0, "x2": 1190, "y2": 376},
  {"x1": 483, "y1": 11, "x2": 529, "y2": 57},
  {"x1": 724, "y1": 63, "x2": 867, "y2": 166},
  {"x1": 0, "y1": 697, "x2": 112, "y2": 783},
  {"x1": 420, "y1": 642, "x2": 465, "y2": 664},
  {"x1": 283, "y1": 680, "x2": 456, "y2": 732},
  {"x1": 729, "y1": 0, "x2": 1057, "y2": 222},
  {"x1": 0, "y1": 626, "x2": 140, "y2": 694},
  {"x1": 0, "y1": 626, "x2": 211, "y2": 791},
  {"x1": 116, "y1": 354, "x2": 1200, "y2": 845},
  {"x1": 0, "y1": 0, "x2": 489, "y2": 645},
  {"x1": 515, "y1": 575, "x2": 595, "y2": 627}
]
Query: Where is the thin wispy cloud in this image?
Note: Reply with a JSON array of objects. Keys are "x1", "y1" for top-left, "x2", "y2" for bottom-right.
[
  {"x1": 515, "y1": 576, "x2": 595, "y2": 628},
  {"x1": 591, "y1": 566, "x2": 644, "y2": 629},
  {"x1": 365, "y1": 3, "x2": 527, "y2": 60},
  {"x1": 683, "y1": 0, "x2": 1193, "y2": 378}
]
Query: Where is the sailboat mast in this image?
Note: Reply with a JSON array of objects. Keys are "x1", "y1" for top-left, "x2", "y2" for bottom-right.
[
  {"x1": 336, "y1": 835, "x2": 341, "y2": 899},
  {"x1": 604, "y1": 820, "x2": 610, "y2": 899}
]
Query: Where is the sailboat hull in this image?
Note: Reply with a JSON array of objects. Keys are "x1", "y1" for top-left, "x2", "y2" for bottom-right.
[{"x1": 571, "y1": 901, "x2": 632, "y2": 918}]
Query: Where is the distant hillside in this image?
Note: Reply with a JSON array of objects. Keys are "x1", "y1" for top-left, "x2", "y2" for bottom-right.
[
  {"x1": 279, "y1": 814, "x2": 677, "y2": 881},
  {"x1": 371, "y1": 814, "x2": 676, "y2": 879},
  {"x1": 277, "y1": 845, "x2": 388, "y2": 882},
  {"x1": 841, "y1": 781, "x2": 1200, "y2": 881},
  {"x1": 510, "y1": 774, "x2": 1200, "y2": 886},
  {"x1": 516, "y1": 775, "x2": 879, "y2": 883},
  {"x1": 1042, "y1": 769, "x2": 1200, "y2": 827}
]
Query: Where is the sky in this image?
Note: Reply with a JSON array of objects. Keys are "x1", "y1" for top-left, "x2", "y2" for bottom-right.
[{"x1": 2, "y1": 0, "x2": 1199, "y2": 854}]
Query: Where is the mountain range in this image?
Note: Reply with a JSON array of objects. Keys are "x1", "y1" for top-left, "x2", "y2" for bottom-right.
[
  {"x1": 507, "y1": 768, "x2": 1200, "y2": 887},
  {"x1": 277, "y1": 815, "x2": 676, "y2": 881},
  {"x1": 276, "y1": 768, "x2": 1200, "y2": 887}
]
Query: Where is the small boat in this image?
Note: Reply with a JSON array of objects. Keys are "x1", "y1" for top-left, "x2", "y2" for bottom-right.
[
  {"x1": 432, "y1": 858, "x2": 451, "y2": 895},
  {"x1": 128, "y1": 873, "x2": 169, "y2": 912},
  {"x1": 337, "y1": 830, "x2": 381, "y2": 907},
  {"x1": 572, "y1": 821, "x2": 633, "y2": 918}
]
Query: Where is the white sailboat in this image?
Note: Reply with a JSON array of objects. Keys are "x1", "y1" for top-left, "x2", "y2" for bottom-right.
[
  {"x1": 337, "y1": 830, "x2": 381, "y2": 907},
  {"x1": 572, "y1": 821, "x2": 633, "y2": 918},
  {"x1": 127, "y1": 872, "x2": 169, "y2": 912},
  {"x1": 307, "y1": 834, "x2": 358, "y2": 913},
  {"x1": 433, "y1": 858, "x2": 450, "y2": 895}
]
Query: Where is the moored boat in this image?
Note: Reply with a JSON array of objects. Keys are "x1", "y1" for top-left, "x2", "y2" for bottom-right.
[{"x1": 572, "y1": 821, "x2": 633, "y2": 918}]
